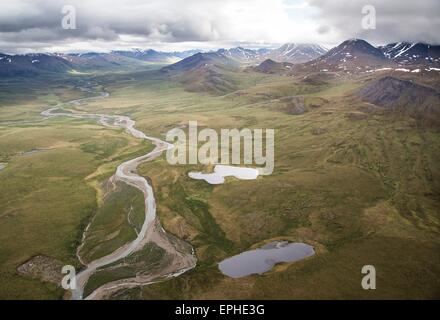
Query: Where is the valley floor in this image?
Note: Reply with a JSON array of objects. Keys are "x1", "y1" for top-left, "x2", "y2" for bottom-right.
[{"x1": 0, "y1": 68, "x2": 439, "y2": 299}]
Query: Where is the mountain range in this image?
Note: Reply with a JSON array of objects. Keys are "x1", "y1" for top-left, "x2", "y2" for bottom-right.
[
  {"x1": 0, "y1": 49, "x2": 201, "y2": 76},
  {"x1": 379, "y1": 42, "x2": 440, "y2": 65},
  {"x1": 291, "y1": 39, "x2": 390, "y2": 73},
  {"x1": 256, "y1": 39, "x2": 440, "y2": 74},
  {"x1": 111, "y1": 49, "x2": 200, "y2": 63},
  {"x1": 0, "y1": 43, "x2": 327, "y2": 76},
  {"x1": 269, "y1": 43, "x2": 328, "y2": 63},
  {"x1": 215, "y1": 44, "x2": 327, "y2": 64},
  {"x1": 1, "y1": 40, "x2": 440, "y2": 77}
]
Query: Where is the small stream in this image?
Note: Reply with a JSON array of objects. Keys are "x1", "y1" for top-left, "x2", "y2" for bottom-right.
[{"x1": 41, "y1": 88, "x2": 196, "y2": 299}]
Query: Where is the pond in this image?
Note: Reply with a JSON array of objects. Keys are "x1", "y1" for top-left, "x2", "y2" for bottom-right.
[
  {"x1": 218, "y1": 241, "x2": 314, "y2": 278},
  {"x1": 188, "y1": 165, "x2": 259, "y2": 184}
]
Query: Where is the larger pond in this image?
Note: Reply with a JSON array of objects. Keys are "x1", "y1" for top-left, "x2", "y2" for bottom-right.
[{"x1": 218, "y1": 241, "x2": 314, "y2": 278}]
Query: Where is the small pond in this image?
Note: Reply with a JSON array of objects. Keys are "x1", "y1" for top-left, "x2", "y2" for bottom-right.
[{"x1": 218, "y1": 241, "x2": 315, "y2": 278}]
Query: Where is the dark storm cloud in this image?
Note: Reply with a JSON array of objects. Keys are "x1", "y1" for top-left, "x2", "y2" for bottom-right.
[
  {"x1": 0, "y1": 1, "x2": 233, "y2": 43},
  {"x1": 0, "y1": 0, "x2": 439, "y2": 53},
  {"x1": 309, "y1": 0, "x2": 440, "y2": 45}
]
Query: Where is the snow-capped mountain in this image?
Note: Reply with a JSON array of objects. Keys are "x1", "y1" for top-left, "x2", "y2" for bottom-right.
[
  {"x1": 296, "y1": 39, "x2": 390, "y2": 72},
  {"x1": 214, "y1": 43, "x2": 327, "y2": 64},
  {"x1": 112, "y1": 49, "x2": 200, "y2": 63},
  {"x1": 379, "y1": 42, "x2": 440, "y2": 66},
  {"x1": 217, "y1": 47, "x2": 262, "y2": 62},
  {"x1": 322, "y1": 39, "x2": 386, "y2": 63},
  {"x1": 269, "y1": 43, "x2": 327, "y2": 63}
]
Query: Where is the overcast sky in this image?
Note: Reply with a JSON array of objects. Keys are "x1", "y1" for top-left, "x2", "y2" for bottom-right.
[{"x1": 0, "y1": 0, "x2": 439, "y2": 54}]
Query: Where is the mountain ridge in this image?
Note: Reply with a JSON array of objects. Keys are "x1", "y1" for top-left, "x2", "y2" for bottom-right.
[
  {"x1": 3, "y1": 39, "x2": 440, "y2": 77},
  {"x1": 379, "y1": 42, "x2": 440, "y2": 66}
]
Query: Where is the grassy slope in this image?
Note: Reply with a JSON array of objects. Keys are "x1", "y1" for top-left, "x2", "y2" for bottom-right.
[
  {"x1": 97, "y1": 71, "x2": 439, "y2": 299},
  {"x1": 0, "y1": 69, "x2": 439, "y2": 299}
]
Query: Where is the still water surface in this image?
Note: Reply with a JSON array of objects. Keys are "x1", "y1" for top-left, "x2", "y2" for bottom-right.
[{"x1": 219, "y1": 241, "x2": 315, "y2": 278}]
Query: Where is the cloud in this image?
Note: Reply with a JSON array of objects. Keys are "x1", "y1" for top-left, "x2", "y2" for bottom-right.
[
  {"x1": 0, "y1": 0, "x2": 438, "y2": 53},
  {"x1": 0, "y1": 0, "x2": 323, "y2": 52},
  {"x1": 316, "y1": 25, "x2": 330, "y2": 34},
  {"x1": 308, "y1": 0, "x2": 440, "y2": 45}
]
